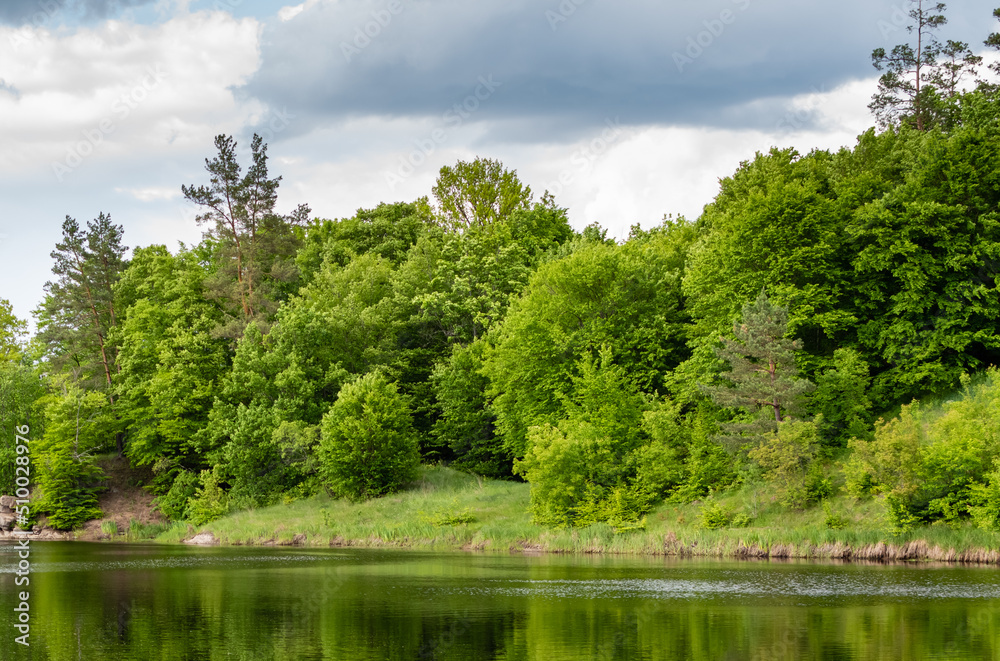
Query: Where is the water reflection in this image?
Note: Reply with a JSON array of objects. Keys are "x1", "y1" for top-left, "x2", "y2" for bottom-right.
[{"x1": 1, "y1": 542, "x2": 998, "y2": 660}]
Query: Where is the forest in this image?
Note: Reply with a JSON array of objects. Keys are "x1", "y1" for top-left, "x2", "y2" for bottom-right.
[{"x1": 2, "y1": 3, "x2": 1000, "y2": 539}]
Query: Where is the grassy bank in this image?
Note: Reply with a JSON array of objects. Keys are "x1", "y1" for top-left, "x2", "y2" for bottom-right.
[{"x1": 152, "y1": 466, "x2": 1000, "y2": 563}]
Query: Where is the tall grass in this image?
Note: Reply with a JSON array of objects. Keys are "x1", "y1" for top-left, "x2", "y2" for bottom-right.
[{"x1": 154, "y1": 465, "x2": 1000, "y2": 562}]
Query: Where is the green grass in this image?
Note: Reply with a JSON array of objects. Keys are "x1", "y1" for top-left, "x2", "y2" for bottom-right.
[{"x1": 153, "y1": 465, "x2": 1000, "y2": 561}]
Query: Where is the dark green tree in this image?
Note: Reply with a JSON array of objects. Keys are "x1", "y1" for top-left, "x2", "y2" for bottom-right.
[
  {"x1": 700, "y1": 291, "x2": 814, "y2": 448},
  {"x1": 811, "y1": 348, "x2": 873, "y2": 448},
  {"x1": 431, "y1": 341, "x2": 510, "y2": 478},
  {"x1": 36, "y1": 214, "x2": 127, "y2": 392},
  {"x1": 869, "y1": 2, "x2": 981, "y2": 130}
]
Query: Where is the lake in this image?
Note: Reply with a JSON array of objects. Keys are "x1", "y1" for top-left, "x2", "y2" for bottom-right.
[{"x1": 1, "y1": 542, "x2": 999, "y2": 660}]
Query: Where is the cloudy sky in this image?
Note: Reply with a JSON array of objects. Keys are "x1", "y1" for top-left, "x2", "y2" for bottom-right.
[{"x1": 0, "y1": 0, "x2": 996, "y2": 327}]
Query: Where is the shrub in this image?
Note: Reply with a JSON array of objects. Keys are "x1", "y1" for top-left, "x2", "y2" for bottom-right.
[
  {"x1": 319, "y1": 371, "x2": 420, "y2": 501},
  {"x1": 847, "y1": 370, "x2": 1000, "y2": 527},
  {"x1": 968, "y1": 461, "x2": 1000, "y2": 531},
  {"x1": 187, "y1": 467, "x2": 230, "y2": 526},
  {"x1": 153, "y1": 470, "x2": 199, "y2": 520},
  {"x1": 515, "y1": 423, "x2": 597, "y2": 527},
  {"x1": 823, "y1": 503, "x2": 849, "y2": 530},
  {"x1": 748, "y1": 419, "x2": 822, "y2": 507},
  {"x1": 33, "y1": 445, "x2": 103, "y2": 530},
  {"x1": 730, "y1": 513, "x2": 752, "y2": 528},
  {"x1": 700, "y1": 502, "x2": 732, "y2": 529}
]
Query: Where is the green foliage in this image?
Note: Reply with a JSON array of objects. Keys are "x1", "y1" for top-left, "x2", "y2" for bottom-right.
[
  {"x1": 847, "y1": 120, "x2": 1000, "y2": 405},
  {"x1": 681, "y1": 148, "x2": 852, "y2": 359},
  {"x1": 153, "y1": 470, "x2": 200, "y2": 521},
  {"x1": 181, "y1": 134, "x2": 307, "y2": 338},
  {"x1": 573, "y1": 486, "x2": 649, "y2": 530},
  {"x1": 868, "y1": 2, "x2": 982, "y2": 130},
  {"x1": 748, "y1": 419, "x2": 823, "y2": 508},
  {"x1": 187, "y1": 467, "x2": 230, "y2": 526},
  {"x1": 0, "y1": 298, "x2": 27, "y2": 363},
  {"x1": 847, "y1": 369, "x2": 1000, "y2": 528},
  {"x1": 423, "y1": 502, "x2": 478, "y2": 526},
  {"x1": 700, "y1": 502, "x2": 735, "y2": 530},
  {"x1": 485, "y1": 220, "x2": 693, "y2": 457},
  {"x1": 812, "y1": 348, "x2": 873, "y2": 448},
  {"x1": 432, "y1": 157, "x2": 532, "y2": 232},
  {"x1": 513, "y1": 348, "x2": 656, "y2": 527},
  {"x1": 632, "y1": 402, "x2": 689, "y2": 500},
  {"x1": 319, "y1": 371, "x2": 421, "y2": 501},
  {"x1": 431, "y1": 341, "x2": 510, "y2": 479},
  {"x1": 967, "y1": 460, "x2": 1000, "y2": 531},
  {"x1": 701, "y1": 291, "x2": 815, "y2": 448},
  {"x1": 295, "y1": 200, "x2": 433, "y2": 281},
  {"x1": 823, "y1": 503, "x2": 850, "y2": 530},
  {"x1": 35, "y1": 213, "x2": 127, "y2": 392},
  {"x1": 113, "y1": 246, "x2": 228, "y2": 478},
  {"x1": 0, "y1": 363, "x2": 45, "y2": 494},
  {"x1": 32, "y1": 382, "x2": 119, "y2": 529}
]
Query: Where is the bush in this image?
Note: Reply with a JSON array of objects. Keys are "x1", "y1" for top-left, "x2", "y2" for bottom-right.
[
  {"x1": 968, "y1": 461, "x2": 1000, "y2": 531},
  {"x1": 319, "y1": 371, "x2": 420, "y2": 501},
  {"x1": 748, "y1": 419, "x2": 822, "y2": 507},
  {"x1": 846, "y1": 370, "x2": 1000, "y2": 527},
  {"x1": 700, "y1": 502, "x2": 733, "y2": 529},
  {"x1": 187, "y1": 467, "x2": 230, "y2": 526},
  {"x1": 153, "y1": 470, "x2": 200, "y2": 521},
  {"x1": 823, "y1": 503, "x2": 849, "y2": 530}
]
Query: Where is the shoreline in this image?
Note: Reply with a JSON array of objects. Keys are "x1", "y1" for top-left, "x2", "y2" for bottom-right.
[
  {"x1": 6, "y1": 466, "x2": 1000, "y2": 567},
  {"x1": 5, "y1": 527, "x2": 1000, "y2": 567}
]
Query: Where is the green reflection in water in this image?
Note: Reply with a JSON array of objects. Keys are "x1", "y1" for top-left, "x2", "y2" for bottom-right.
[{"x1": 1, "y1": 542, "x2": 998, "y2": 660}]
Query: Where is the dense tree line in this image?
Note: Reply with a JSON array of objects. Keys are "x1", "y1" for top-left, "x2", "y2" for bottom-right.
[{"x1": 2, "y1": 4, "x2": 1000, "y2": 532}]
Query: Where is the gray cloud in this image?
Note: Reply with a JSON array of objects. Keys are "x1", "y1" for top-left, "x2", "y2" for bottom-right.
[
  {"x1": 240, "y1": 0, "x2": 997, "y2": 143},
  {"x1": 0, "y1": 0, "x2": 154, "y2": 25}
]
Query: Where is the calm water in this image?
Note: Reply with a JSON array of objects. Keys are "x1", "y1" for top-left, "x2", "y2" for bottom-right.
[{"x1": 1, "y1": 542, "x2": 999, "y2": 660}]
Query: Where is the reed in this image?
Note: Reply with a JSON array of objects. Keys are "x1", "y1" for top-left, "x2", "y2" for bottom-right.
[{"x1": 154, "y1": 465, "x2": 1000, "y2": 564}]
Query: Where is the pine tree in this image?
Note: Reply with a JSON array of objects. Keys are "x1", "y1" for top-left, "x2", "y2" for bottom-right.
[
  {"x1": 984, "y1": 8, "x2": 1000, "y2": 85},
  {"x1": 182, "y1": 134, "x2": 306, "y2": 339},
  {"x1": 37, "y1": 214, "x2": 127, "y2": 393},
  {"x1": 701, "y1": 291, "x2": 814, "y2": 448},
  {"x1": 869, "y1": 1, "x2": 959, "y2": 130}
]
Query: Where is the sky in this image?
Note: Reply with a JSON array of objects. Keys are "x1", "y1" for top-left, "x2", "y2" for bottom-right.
[{"x1": 0, "y1": 0, "x2": 997, "y2": 328}]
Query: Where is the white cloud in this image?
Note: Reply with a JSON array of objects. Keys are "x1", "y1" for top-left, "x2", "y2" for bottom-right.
[
  {"x1": 114, "y1": 185, "x2": 180, "y2": 201},
  {"x1": 0, "y1": 9, "x2": 263, "y2": 179},
  {"x1": 277, "y1": 0, "x2": 322, "y2": 22}
]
